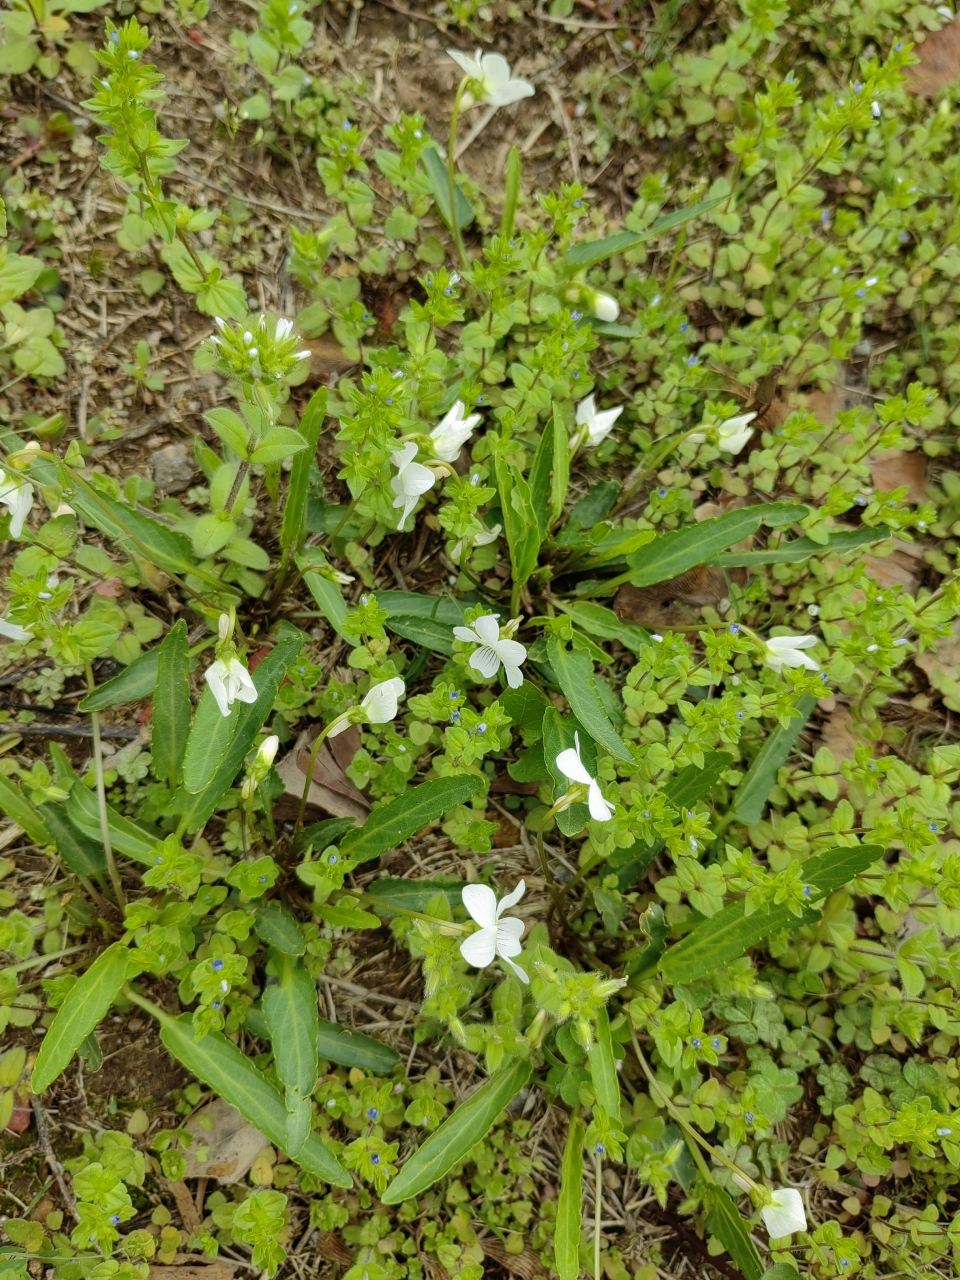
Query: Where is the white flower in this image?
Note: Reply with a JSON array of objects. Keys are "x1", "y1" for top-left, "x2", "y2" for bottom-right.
[
  {"x1": 275, "y1": 318, "x2": 294, "y2": 340},
  {"x1": 453, "y1": 613, "x2": 526, "y2": 689},
  {"x1": 592, "y1": 292, "x2": 620, "y2": 322},
  {"x1": 0, "y1": 617, "x2": 32, "y2": 642},
  {"x1": 460, "y1": 880, "x2": 528, "y2": 982},
  {"x1": 329, "y1": 677, "x2": 406, "y2": 738},
  {"x1": 576, "y1": 395, "x2": 623, "y2": 447},
  {"x1": 205, "y1": 656, "x2": 258, "y2": 718},
  {"x1": 430, "y1": 401, "x2": 481, "y2": 463},
  {"x1": 764, "y1": 633, "x2": 820, "y2": 673},
  {"x1": 760, "y1": 1188, "x2": 807, "y2": 1238},
  {"x1": 452, "y1": 522, "x2": 501, "y2": 560},
  {"x1": 390, "y1": 442, "x2": 436, "y2": 531},
  {"x1": 555, "y1": 732, "x2": 614, "y2": 822},
  {"x1": 690, "y1": 412, "x2": 757, "y2": 454},
  {"x1": 447, "y1": 48, "x2": 535, "y2": 108},
  {"x1": 256, "y1": 735, "x2": 279, "y2": 768},
  {"x1": 0, "y1": 471, "x2": 34, "y2": 538}
]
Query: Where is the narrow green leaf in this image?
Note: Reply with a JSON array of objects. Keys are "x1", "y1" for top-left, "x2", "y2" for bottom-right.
[
  {"x1": 659, "y1": 844, "x2": 883, "y2": 985},
  {"x1": 605, "y1": 752, "x2": 731, "y2": 890},
  {"x1": 281, "y1": 388, "x2": 327, "y2": 556},
  {"x1": 550, "y1": 407, "x2": 570, "y2": 526},
  {"x1": 78, "y1": 645, "x2": 160, "y2": 711},
  {"x1": 377, "y1": 591, "x2": 465, "y2": 625},
  {"x1": 155, "y1": 1010, "x2": 349, "y2": 1186},
  {"x1": 624, "y1": 504, "x2": 808, "y2": 590},
  {"x1": 555, "y1": 1112, "x2": 585, "y2": 1280},
  {"x1": 501, "y1": 145, "x2": 521, "y2": 240},
  {"x1": 733, "y1": 696, "x2": 817, "y2": 826},
  {"x1": 712, "y1": 525, "x2": 890, "y2": 568},
  {"x1": 562, "y1": 196, "x2": 725, "y2": 269},
  {"x1": 297, "y1": 816, "x2": 357, "y2": 854},
  {"x1": 178, "y1": 637, "x2": 301, "y2": 834},
  {"x1": 37, "y1": 803, "x2": 106, "y2": 879},
  {"x1": 246, "y1": 1005, "x2": 401, "y2": 1074},
  {"x1": 182, "y1": 683, "x2": 241, "y2": 795},
  {"x1": 529, "y1": 420, "x2": 554, "y2": 540},
  {"x1": 338, "y1": 775, "x2": 483, "y2": 864},
  {"x1": 546, "y1": 637, "x2": 634, "y2": 765},
  {"x1": 32, "y1": 942, "x2": 138, "y2": 1092},
  {"x1": 65, "y1": 781, "x2": 160, "y2": 865},
  {"x1": 255, "y1": 904, "x2": 307, "y2": 955},
  {"x1": 0, "y1": 775, "x2": 50, "y2": 847},
  {"x1": 365, "y1": 878, "x2": 464, "y2": 913},
  {"x1": 303, "y1": 570, "x2": 350, "y2": 638},
  {"x1": 704, "y1": 1184, "x2": 764, "y2": 1280},
  {"x1": 586, "y1": 1008, "x2": 621, "y2": 1123},
  {"x1": 552, "y1": 600, "x2": 648, "y2": 655},
  {"x1": 385, "y1": 614, "x2": 453, "y2": 655},
  {"x1": 422, "y1": 145, "x2": 474, "y2": 230},
  {"x1": 382, "y1": 1057, "x2": 532, "y2": 1203},
  {"x1": 263, "y1": 954, "x2": 319, "y2": 1158},
  {"x1": 152, "y1": 620, "x2": 191, "y2": 791},
  {"x1": 495, "y1": 453, "x2": 540, "y2": 587}
]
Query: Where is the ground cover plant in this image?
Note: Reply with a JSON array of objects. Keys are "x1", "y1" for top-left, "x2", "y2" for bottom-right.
[{"x1": 1, "y1": 0, "x2": 960, "y2": 1278}]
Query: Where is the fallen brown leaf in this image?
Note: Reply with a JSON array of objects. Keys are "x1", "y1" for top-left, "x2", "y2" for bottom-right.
[
  {"x1": 272, "y1": 725, "x2": 370, "y2": 822},
  {"x1": 905, "y1": 19, "x2": 960, "y2": 96},
  {"x1": 914, "y1": 622, "x2": 960, "y2": 712},
  {"x1": 818, "y1": 704, "x2": 860, "y2": 766},
  {"x1": 481, "y1": 1236, "x2": 547, "y2": 1279},
  {"x1": 164, "y1": 1179, "x2": 202, "y2": 1235},
  {"x1": 862, "y1": 541, "x2": 924, "y2": 594},
  {"x1": 180, "y1": 1099, "x2": 270, "y2": 1184},
  {"x1": 148, "y1": 1265, "x2": 236, "y2": 1280},
  {"x1": 615, "y1": 567, "x2": 728, "y2": 630},
  {"x1": 316, "y1": 1231, "x2": 353, "y2": 1265},
  {"x1": 870, "y1": 450, "x2": 927, "y2": 504}
]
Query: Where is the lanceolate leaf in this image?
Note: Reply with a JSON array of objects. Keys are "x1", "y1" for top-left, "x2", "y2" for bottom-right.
[
  {"x1": 550, "y1": 408, "x2": 570, "y2": 527},
  {"x1": 529, "y1": 418, "x2": 554, "y2": 540},
  {"x1": 385, "y1": 615, "x2": 454, "y2": 655},
  {"x1": 733, "y1": 696, "x2": 817, "y2": 826},
  {"x1": 587, "y1": 1007, "x2": 621, "y2": 1123},
  {"x1": 495, "y1": 453, "x2": 541, "y2": 588},
  {"x1": 263, "y1": 954, "x2": 319, "y2": 1158},
  {"x1": 551, "y1": 600, "x2": 648, "y2": 656},
  {"x1": 546, "y1": 637, "x2": 634, "y2": 765},
  {"x1": 66, "y1": 781, "x2": 161, "y2": 865},
  {"x1": 78, "y1": 645, "x2": 160, "y2": 711},
  {"x1": 337, "y1": 775, "x2": 483, "y2": 864},
  {"x1": 562, "y1": 196, "x2": 725, "y2": 270},
  {"x1": 382, "y1": 1057, "x2": 532, "y2": 1203},
  {"x1": 152, "y1": 620, "x2": 191, "y2": 791},
  {"x1": 246, "y1": 1004, "x2": 401, "y2": 1074},
  {"x1": 280, "y1": 387, "x2": 327, "y2": 556},
  {"x1": 712, "y1": 525, "x2": 891, "y2": 568},
  {"x1": 32, "y1": 942, "x2": 139, "y2": 1092},
  {"x1": 38, "y1": 802, "x2": 107, "y2": 879},
  {"x1": 555, "y1": 1112, "x2": 585, "y2": 1280},
  {"x1": 178, "y1": 637, "x2": 301, "y2": 833},
  {"x1": 153, "y1": 1009, "x2": 349, "y2": 1186},
  {"x1": 422, "y1": 145, "x2": 475, "y2": 230},
  {"x1": 182, "y1": 683, "x2": 242, "y2": 795},
  {"x1": 659, "y1": 844, "x2": 884, "y2": 985},
  {"x1": 303, "y1": 570, "x2": 350, "y2": 638},
  {"x1": 704, "y1": 1184, "x2": 764, "y2": 1280},
  {"x1": 543, "y1": 707, "x2": 594, "y2": 836},
  {"x1": 0, "y1": 775, "x2": 50, "y2": 847},
  {"x1": 365, "y1": 878, "x2": 464, "y2": 913}
]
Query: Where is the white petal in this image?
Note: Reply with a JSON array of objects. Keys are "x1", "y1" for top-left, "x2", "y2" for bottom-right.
[
  {"x1": 460, "y1": 927, "x2": 498, "y2": 968},
  {"x1": 488, "y1": 81, "x2": 535, "y2": 107},
  {"x1": 472, "y1": 614, "x2": 502, "y2": 645},
  {"x1": 588, "y1": 780, "x2": 615, "y2": 822},
  {"x1": 448, "y1": 47, "x2": 482, "y2": 79},
  {"x1": 503, "y1": 662, "x2": 524, "y2": 689},
  {"x1": 453, "y1": 625, "x2": 481, "y2": 644},
  {"x1": 0, "y1": 617, "x2": 32, "y2": 642},
  {"x1": 469, "y1": 645, "x2": 502, "y2": 679},
  {"x1": 556, "y1": 746, "x2": 591, "y2": 785},
  {"x1": 494, "y1": 638, "x2": 526, "y2": 667},
  {"x1": 496, "y1": 879, "x2": 526, "y2": 914},
  {"x1": 500, "y1": 951, "x2": 530, "y2": 983},
  {"x1": 495, "y1": 917, "x2": 525, "y2": 956},
  {"x1": 475, "y1": 523, "x2": 501, "y2": 546},
  {"x1": 576, "y1": 395, "x2": 597, "y2": 427},
  {"x1": 462, "y1": 883, "x2": 498, "y2": 929},
  {"x1": 227, "y1": 657, "x2": 258, "y2": 704},
  {"x1": 391, "y1": 441, "x2": 419, "y2": 473},
  {"x1": 204, "y1": 661, "x2": 232, "y2": 718},
  {"x1": 760, "y1": 1188, "x2": 806, "y2": 1238}
]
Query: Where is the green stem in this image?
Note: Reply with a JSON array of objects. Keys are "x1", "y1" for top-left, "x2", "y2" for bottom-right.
[
  {"x1": 4, "y1": 944, "x2": 84, "y2": 975},
  {"x1": 537, "y1": 802, "x2": 568, "y2": 920},
  {"x1": 448, "y1": 79, "x2": 469, "y2": 270},
  {"x1": 594, "y1": 1149, "x2": 603, "y2": 1280},
  {"x1": 84, "y1": 661, "x2": 125, "y2": 913}
]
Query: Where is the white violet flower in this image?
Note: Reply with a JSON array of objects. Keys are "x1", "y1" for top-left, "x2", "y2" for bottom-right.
[
  {"x1": 556, "y1": 731, "x2": 615, "y2": 822},
  {"x1": 452, "y1": 522, "x2": 501, "y2": 560},
  {"x1": 453, "y1": 613, "x2": 526, "y2": 689},
  {"x1": 592, "y1": 291, "x2": 620, "y2": 322},
  {"x1": 0, "y1": 471, "x2": 34, "y2": 538},
  {"x1": 431, "y1": 401, "x2": 481, "y2": 463},
  {"x1": 576, "y1": 395, "x2": 623, "y2": 448},
  {"x1": 764, "y1": 633, "x2": 820, "y2": 672},
  {"x1": 328, "y1": 677, "x2": 406, "y2": 737},
  {"x1": 460, "y1": 880, "x2": 528, "y2": 982},
  {"x1": 205, "y1": 656, "x2": 258, "y2": 718},
  {"x1": 447, "y1": 48, "x2": 535, "y2": 108},
  {"x1": 390, "y1": 442, "x2": 436, "y2": 531},
  {"x1": 690, "y1": 412, "x2": 757, "y2": 454},
  {"x1": 0, "y1": 617, "x2": 32, "y2": 642},
  {"x1": 760, "y1": 1188, "x2": 807, "y2": 1238}
]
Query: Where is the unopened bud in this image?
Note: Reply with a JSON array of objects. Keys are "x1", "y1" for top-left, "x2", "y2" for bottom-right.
[{"x1": 218, "y1": 613, "x2": 231, "y2": 642}]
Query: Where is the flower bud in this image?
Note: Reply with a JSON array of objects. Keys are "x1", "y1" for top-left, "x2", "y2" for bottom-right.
[
  {"x1": 591, "y1": 291, "x2": 620, "y2": 322},
  {"x1": 256, "y1": 735, "x2": 279, "y2": 768},
  {"x1": 218, "y1": 613, "x2": 231, "y2": 642}
]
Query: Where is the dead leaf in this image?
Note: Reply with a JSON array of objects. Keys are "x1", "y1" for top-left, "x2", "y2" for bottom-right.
[
  {"x1": 615, "y1": 566, "x2": 729, "y2": 630},
  {"x1": 862, "y1": 541, "x2": 923, "y2": 594},
  {"x1": 818, "y1": 704, "x2": 860, "y2": 767},
  {"x1": 481, "y1": 1236, "x2": 547, "y2": 1279},
  {"x1": 870, "y1": 450, "x2": 927, "y2": 504},
  {"x1": 180, "y1": 1099, "x2": 270, "y2": 1184},
  {"x1": 905, "y1": 19, "x2": 960, "y2": 96},
  {"x1": 806, "y1": 387, "x2": 848, "y2": 428},
  {"x1": 148, "y1": 1265, "x2": 237, "y2": 1280},
  {"x1": 915, "y1": 622, "x2": 960, "y2": 712},
  {"x1": 164, "y1": 1179, "x2": 201, "y2": 1234},
  {"x1": 272, "y1": 725, "x2": 370, "y2": 823},
  {"x1": 304, "y1": 333, "x2": 356, "y2": 383},
  {"x1": 316, "y1": 1232, "x2": 353, "y2": 1265}
]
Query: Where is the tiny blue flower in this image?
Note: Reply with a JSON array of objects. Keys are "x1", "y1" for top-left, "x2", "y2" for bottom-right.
[
  {"x1": 737, "y1": 712, "x2": 745, "y2": 720},
  {"x1": 299, "y1": 666, "x2": 306, "y2": 674},
  {"x1": 893, "y1": 638, "x2": 908, "y2": 646},
  {"x1": 476, "y1": 723, "x2": 486, "y2": 734},
  {"x1": 451, "y1": 710, "x2": 461, "y2": 722},
  {"x1": 110, "y1": 1214, "x2": 121, "y2": 1225},
  {"x1": 212, "y1": 1000, "x2": 221, "y2": 1010},
  {"x1": 444, "y1": 287, "x2": 453, "y2": 296},
  {"x1": 658, "y1": 488, "x2": 668, "y2": 498},
  {"x1": 340, "y1": 144, "x2": 348, "y2": 154},
  {"x1": 342, "y1": 120, "x2": 352, "y2": 130},
  {"x1": 571, "y1": 310, "x2": 582, "y2": 320},
  {"x1": 643, "y1": 810, "x2": 651, "y2": 820},
  {"x1": 711, "y1": 1037, "x2": 722, "y2": 1050},
  {"x1": 854, "y1": 495, "x2": 867, "y2": 505},
  {"x1": 328, "y1": 853, "x2": 339, "y2": 865},
  {"x1": 450, "y1": 690, "x2": 461, "y2": 699},
  {"x1": 929, "y1": 821, "x2": 939, "y2": 833},
  {"x1": 679, "y1": 322, "x2": 689, "y2": 332},
  {"x1": 745, "y1": 1110, "x2": 755, "y2": 1123},
  {"x1": 686, "y1": 355, "x2": 699, "y2": 367},
  {"x1": 155, "y1": 855, "x2": 163, "y2": 864},
  {"x1": 729, "y1": 623, "x2": 740, "y2": 635},
  {"x1": 110, "y1": 30, "x2": 120, "y2": 42},
  {"x1": 367, "y1": 1107, "x2": 380, "y2": 1120},
  {"x1": 869, "y1": 763, "x2": 877, "y2": 771},
  {"x1": 386, "y1": 397, "x2": 393, "y2": 405},
  {"x1": 573, "y1": 199, "x2": 583, "y2": 207},
  {"x1": 899, "y1": 232, "x2": 909, "y2": 244},
  {"x1": 573, "y1": 371, "x2": 581, "y2": 379},
  {"x1": 370, "y1": 1152, "x2": 381, "y2": 1166},
  {"x1": 803, "y1": 885, "x2": 812, "y2": 897},
  {"x1": 595, "y1": 1142, "x2": 605, "y2": 1154},
  {"x1": 937, "y1": 1127, "x2": 952, "y2": 1136},
  {"x1": 211, "y1": 958, "x2": 224, "y2": 972},
  {"x1": 691, "y1": 1038, "x2": 702, "y2": 1049},
  {"x1": 855, "y1": 288, "x2": 866, "y2": 298}
]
